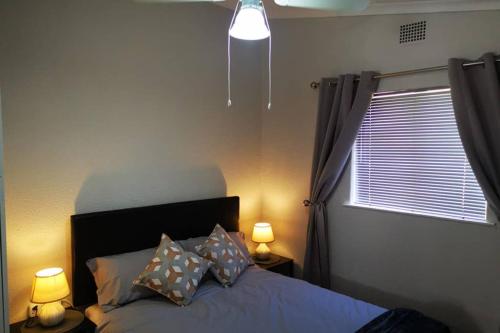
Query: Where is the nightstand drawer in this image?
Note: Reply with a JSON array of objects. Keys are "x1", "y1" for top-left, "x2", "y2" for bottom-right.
[
  {"x1": 266, "y1": 260, "x2": 293, "y2": 277},
  {"x1": 256, "y1": 254, "x2": 294, "y2": 277}
]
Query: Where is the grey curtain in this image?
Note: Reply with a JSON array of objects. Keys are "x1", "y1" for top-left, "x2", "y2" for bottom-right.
[
  {"x1": 448, "y1": 53, "x2": 500, "y2": 220},
  {"x1": 303, "y1": 72, "x2": 379, "y2": 288}
]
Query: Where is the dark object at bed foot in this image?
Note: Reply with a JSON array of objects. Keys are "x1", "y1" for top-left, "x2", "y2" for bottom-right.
[{"x1": 356, "y1": 308, "x2": 450, "y2": 333}]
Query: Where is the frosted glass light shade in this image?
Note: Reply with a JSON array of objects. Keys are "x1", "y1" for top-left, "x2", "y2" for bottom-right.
[
  {"x1": 229, "y1": 5, "x2": 270, "y2": 40},
  {"x1": 252, "y1": 222, "x2": 274, "y2": 243},
  {"x1": 31, "y1": 267, "x2": 70, "y2": 304}
]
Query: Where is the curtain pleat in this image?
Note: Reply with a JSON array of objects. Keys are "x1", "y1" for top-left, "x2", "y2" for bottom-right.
[
  {"x1": 448, "y1": 52, "x2": 500, "y2": 220},
  {"x1": 303, "y1": 72, "x2": 379, "y2": 288}
]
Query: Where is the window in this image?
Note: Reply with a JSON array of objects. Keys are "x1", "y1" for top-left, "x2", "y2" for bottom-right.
[{"x1": 351, "y1": 87, "x2": 487, "y2": 223}]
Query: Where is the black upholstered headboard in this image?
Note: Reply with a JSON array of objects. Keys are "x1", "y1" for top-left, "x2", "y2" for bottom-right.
[{"x1": 71, "y1": 196, "x2": 239, "y2": 307}]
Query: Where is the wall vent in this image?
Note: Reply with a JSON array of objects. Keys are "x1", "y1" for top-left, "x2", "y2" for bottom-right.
[{"x1": 399, "y1": 21, "x2": 426, "y2": 44}]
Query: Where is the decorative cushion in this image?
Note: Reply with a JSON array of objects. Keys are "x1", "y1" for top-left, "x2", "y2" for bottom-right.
[
  {"x1": 177, "y1": 236, "x2": 207, "y2": 254},
  {"x1": 178, "y1": 232, "x2": 254, "y2": 266},
  {"x1": 195, "y1": 224, "x2": 250, "y2": 286},
  {"x1": 228, "y1": 231, "x2": 255, "y2": 266},
  {"x1": 133, "y1": 234, "x2": 212, "y2": 306}
]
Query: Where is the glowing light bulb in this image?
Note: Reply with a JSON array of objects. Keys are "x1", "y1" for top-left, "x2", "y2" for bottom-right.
[{"x1": 229, "y1": 1, "x2": 270, "y2": 40}]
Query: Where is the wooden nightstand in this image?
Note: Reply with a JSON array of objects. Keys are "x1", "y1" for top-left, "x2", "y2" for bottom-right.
[
  {"x1": 255, "y1": 254, "x2": 293, "y2": 277},
  {"x1": 10, "y1": 309, "x2": 96, "y2": 333}
]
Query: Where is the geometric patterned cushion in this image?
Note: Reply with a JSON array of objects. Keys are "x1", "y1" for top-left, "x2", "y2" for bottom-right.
[
  {"x1": 228, "y1": 232, "x2": 255, "y2": 266},
  {"x1": 133, "y1": 234, "x2": 212, "y2": 306},
  {"x1": 195, "y1": 224, "x2": 249, "y2": 286}
]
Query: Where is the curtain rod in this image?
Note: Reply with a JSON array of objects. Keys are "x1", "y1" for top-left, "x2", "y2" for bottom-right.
[{"x1": 309, "y1": 57, "x2": 500, "y2": 89}]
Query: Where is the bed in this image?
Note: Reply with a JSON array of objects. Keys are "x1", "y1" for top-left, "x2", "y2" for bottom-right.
[{"x1": 70, "y1": 196, "x2": 425, "y2": 333}]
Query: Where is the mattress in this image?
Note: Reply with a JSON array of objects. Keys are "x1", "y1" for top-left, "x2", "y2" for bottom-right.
[{"x1": 86, "y1": 266, "x2": 385, "y2": 333}]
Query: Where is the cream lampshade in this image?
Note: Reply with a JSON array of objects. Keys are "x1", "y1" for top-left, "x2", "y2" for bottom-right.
[
  {"x1": 31, "y1": 267, "x2": 70, "y2": 327},
  {"x1": 252, "y1": 222, "x2": 274, "y2": 261}
]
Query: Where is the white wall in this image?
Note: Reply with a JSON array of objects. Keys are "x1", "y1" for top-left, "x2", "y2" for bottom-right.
[
  {"x1": 261, "y1": 10, "x2": 500, "y2": 333},
  {"x1": 0, "y1": 0, "x2": 264, "y2": 323}
]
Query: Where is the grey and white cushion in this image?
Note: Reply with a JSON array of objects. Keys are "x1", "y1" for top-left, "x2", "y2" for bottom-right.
[
  {"x1": 228, "y1": 231, "x2": 255, "y2": 265},
  {"x1": 178, "y1": 232, "x2": 254, "y2": 265},
  {"x1": 133, "y1": 234, "x2": 212, "y2": 306},
  {"x1": 195, "y1": 224, "x2": 250, "y2": 286}
]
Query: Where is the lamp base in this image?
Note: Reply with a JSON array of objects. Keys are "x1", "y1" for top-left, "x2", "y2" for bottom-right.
[
  {"x1": 38, "y1": 301, "x2": 65, "y2": 327},
  {"x1": 255, "y1": 243, "x2": 271, "y2": 261},
  {"x1": 21, "y1": 310, "x2": 84, "y2": 333}
]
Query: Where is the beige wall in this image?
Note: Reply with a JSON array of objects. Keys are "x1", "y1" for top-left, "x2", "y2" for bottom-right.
[
  {"x1": 261, "y1": 10, "x2": 500, "y2": 333},
  {"x1": 0, "y1": 0, "x2": 264, "y2": 323}
]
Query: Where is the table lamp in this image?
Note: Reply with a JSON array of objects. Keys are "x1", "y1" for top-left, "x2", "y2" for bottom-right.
[
  {"x1": 31, "y1": 267, "x2": 70, "y2": 327},
  {"x1": 252, "y1": 222, "x2": 274, "y2": 261}
]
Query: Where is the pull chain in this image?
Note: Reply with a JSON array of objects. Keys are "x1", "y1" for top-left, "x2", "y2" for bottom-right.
[
  {"x1": 227, "y1": 0, "x2": 272, "y2": 111},
  {"x1": 227, "y1": 33, "x2": 232, "y2": 108},
  {"x1": 262, "y1": 2, "x2": 272, "y2": 110},
  {"x1": 227, "y1": 1, "x2": 240, "y2": 108}
]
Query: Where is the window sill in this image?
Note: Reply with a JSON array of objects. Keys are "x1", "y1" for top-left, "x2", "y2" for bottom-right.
[{"x1": 343, "y1": 203, "x2": 497, "y2": 228}]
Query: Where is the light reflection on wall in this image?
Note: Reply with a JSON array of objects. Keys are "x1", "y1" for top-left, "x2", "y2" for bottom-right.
[
  {"x1": 261, "y1": 183, "x2": 310, "y2": 273},
  {"x1": 1, "y1": 0, "x2": 263, "y2": 323}
]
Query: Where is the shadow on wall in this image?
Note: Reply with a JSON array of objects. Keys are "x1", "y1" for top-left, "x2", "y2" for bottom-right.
[
  {"x1": 332, "y1": 275, "x2": 481, "y2": 333},
  {"x1": 64, "y1": 164, "x2": 227, "y2": 272},
  {"x1": 74, "y1": 165, "x2": 227, "y2": 214}
]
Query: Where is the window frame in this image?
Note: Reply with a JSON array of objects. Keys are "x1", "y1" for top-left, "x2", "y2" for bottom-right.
[{"x1": 348, "y1": 86, "x2": 494, "y2": 226}]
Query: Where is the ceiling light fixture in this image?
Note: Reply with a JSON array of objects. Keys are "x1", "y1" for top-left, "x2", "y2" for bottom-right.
[
  {"x1": 134, "y1": 0, "x2": 371, "y2": 110},
  {"x1": 227, "y1": 0, "x2": 272, "y2": 110},
  {"x1": 229, "y1": 0, "x2": 270, "y2": 40}
]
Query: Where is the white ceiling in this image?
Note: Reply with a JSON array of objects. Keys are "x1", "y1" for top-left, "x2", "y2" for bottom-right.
[{"x1": 217, "y1": 0, "x2": 500, "y2": 19}]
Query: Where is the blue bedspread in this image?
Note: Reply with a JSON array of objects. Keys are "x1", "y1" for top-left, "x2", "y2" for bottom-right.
[{"x1": 89, "y1": 266, "x2": 386, "y2": 333}]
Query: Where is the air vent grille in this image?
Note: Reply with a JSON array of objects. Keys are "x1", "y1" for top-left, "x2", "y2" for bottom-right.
[{"x1": 400, "y1": 21, "x2": 426, "y2": 44}]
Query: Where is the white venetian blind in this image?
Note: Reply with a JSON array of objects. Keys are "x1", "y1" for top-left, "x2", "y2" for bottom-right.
[{"x1": 352, "y1": 87, "x2": 487, "y2": 223}]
